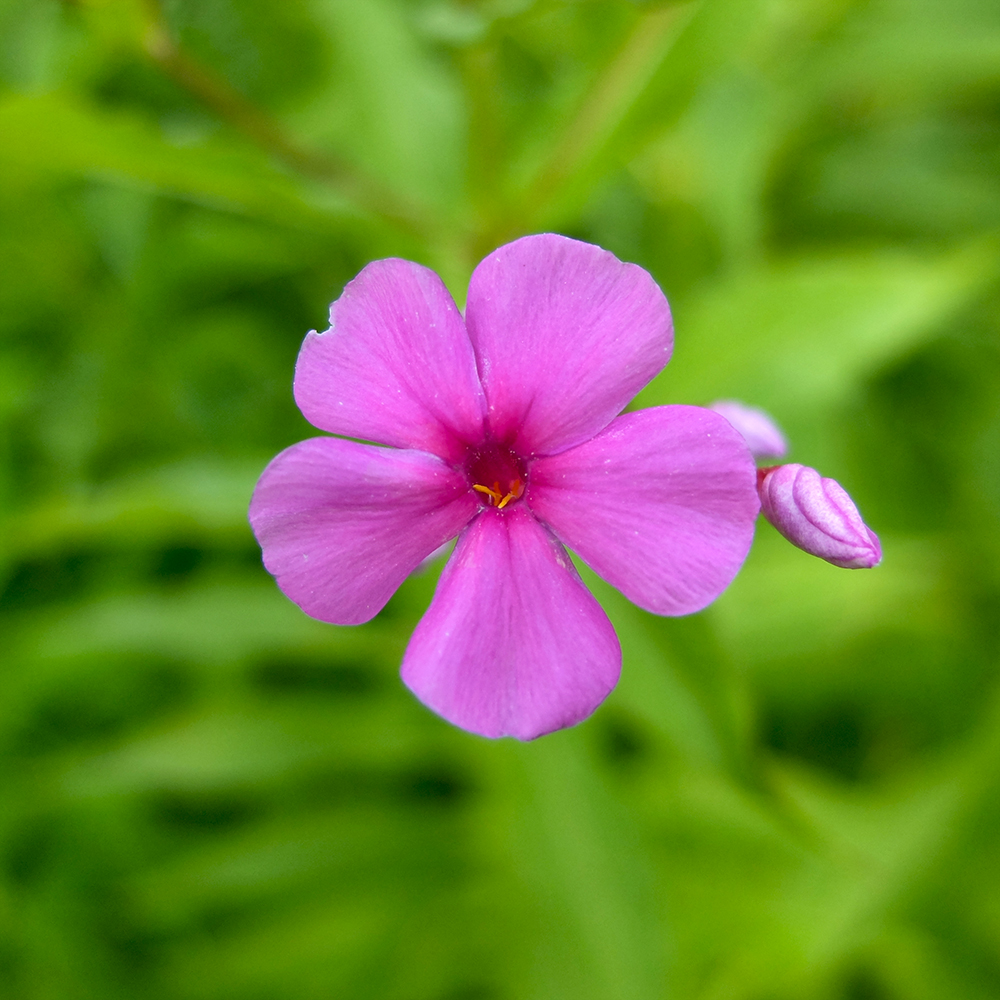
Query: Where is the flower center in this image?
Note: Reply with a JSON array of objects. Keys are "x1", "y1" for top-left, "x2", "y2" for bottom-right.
[{"x1": 467, "y1": 441, "x2": 527, "y2": 510}]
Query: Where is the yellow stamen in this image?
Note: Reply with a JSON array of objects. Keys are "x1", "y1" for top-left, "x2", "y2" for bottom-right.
[
  {"x1": 495, "y1": 478, "x2": 523, "y2": 509},
  {"x1": 473, "y1": 477, "x2": 523, "y2": 508},
  {"x1": 473, "y1": 483, "x2": 502, "y2": 504}
]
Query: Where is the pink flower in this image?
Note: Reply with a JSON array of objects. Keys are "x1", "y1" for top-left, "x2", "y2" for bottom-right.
[
  {"x1": 758, "y1": 464, "x2": 882, "y2": 569},
  {"x1": 249, "y1": 234, "x2": 760, "y2": 739},
  {"x1": 709, "y1": 400, "x2": 788, "y2": 459}
]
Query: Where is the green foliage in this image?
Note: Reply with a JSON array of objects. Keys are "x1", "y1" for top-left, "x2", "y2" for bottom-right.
[{"x1": 2, "y1": 0, "x2": 1000, "y2": 997}]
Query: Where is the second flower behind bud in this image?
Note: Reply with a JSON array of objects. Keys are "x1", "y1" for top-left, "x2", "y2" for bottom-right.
[{"x1": 711, "y1": 399, "x2": 881, "y2": 570}]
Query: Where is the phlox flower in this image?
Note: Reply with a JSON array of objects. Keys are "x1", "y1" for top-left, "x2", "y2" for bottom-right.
[{"x1": 249, "y1": 234, "x2": 760, "y2": 739}]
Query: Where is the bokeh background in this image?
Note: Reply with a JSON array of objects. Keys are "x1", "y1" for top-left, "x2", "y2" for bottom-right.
[{"x1": 2, "y1": 0, "x2": 1000, "y2": 997}]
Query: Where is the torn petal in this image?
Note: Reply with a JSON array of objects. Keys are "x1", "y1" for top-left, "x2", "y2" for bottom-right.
[{"x1": 294, "y1": 258, "x2": 486, "y2": 464}]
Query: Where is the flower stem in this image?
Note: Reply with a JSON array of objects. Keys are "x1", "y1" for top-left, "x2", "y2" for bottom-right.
[
  {"x1": 472, "y1": 2, "x2": 688, "y2": 257},
  {"x1": 139, "y1": 1, "x2": 429, "y2": 238}
]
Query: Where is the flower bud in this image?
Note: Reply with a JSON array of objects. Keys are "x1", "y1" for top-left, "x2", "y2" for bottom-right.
[
  {"x1": 710, "y1": 400, "x2": 788, "y2": 459},
  {"x1": 757, "y1": 464, "x2": 881, "y2": 569}
]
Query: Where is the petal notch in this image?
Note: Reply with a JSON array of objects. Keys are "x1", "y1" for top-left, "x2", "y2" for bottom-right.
[{"x1": 294, "y1": 259, "x2": 485, "y2": 464}]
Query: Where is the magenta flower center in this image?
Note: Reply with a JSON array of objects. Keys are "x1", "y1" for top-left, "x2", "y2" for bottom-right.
[{"x1": 466, "y1": 440, "x2": 528, "y2": 509}]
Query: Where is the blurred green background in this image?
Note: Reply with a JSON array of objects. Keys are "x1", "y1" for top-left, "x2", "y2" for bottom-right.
[{"x1": 2, "y1": 0, "x2": 1000, "y2": 997}]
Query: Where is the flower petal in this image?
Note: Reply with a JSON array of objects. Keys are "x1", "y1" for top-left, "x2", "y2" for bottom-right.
[
  {"x1": 294, "y1": 258, "x2": 486, "y2": 464},
  {"x1": 465, "y1": 234, "x2": 673, "y2": 457},
  {"x1": 249, "y1": 438, "x2": 478, "y2": 625},
  {"x1": 528, "y1": 406, "x2": 760, "y2": 616},
  {"x1": 401, "y1": 507, "x2": 621, "y2": 740},
  {"x1": 709, "y1": 400, "x2": 788, "y2": 459}
]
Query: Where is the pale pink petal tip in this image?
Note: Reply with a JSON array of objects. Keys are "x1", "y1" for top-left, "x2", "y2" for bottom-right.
[
  {"x1": 758, "y1": 464, "x2": 882, "y2": 569},
  {"x1": 710, "y1": 400, "x2": 788, "y2": 459},
  {"x1": 415, "y1": 540, "x2": 454, "y2": 573}
]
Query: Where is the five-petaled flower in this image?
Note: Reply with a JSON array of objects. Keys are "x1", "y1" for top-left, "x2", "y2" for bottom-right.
[{"x1": 249, "y1": 234, "x2": 760, "y2": 739}]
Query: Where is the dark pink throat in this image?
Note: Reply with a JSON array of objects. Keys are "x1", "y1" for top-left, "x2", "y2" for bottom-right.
[{"x1": 466, "y1": 440, "x2": 528, "y2": 509}]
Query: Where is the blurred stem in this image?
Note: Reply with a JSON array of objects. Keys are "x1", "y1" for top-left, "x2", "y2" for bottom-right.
[
  {"x1": 471, "y1": 2, "x2": 688, "y2": 258},
  {"x1": 138, "y1": 1, "x2": 428, "y2": 238},
  {"x1": 525, "y1": 5, "x2": 681, "y2": 206}
]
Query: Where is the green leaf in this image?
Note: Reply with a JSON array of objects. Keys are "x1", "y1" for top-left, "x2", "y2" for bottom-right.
[
  {"x1": 636, "y1": 243, "x2": 997, "y2": 416},
  {"x1": 498, "y1": 732, "x2": 667, "y2": 1000},
  {"x1": 294, "y1": 0, "x2": 466, "y2": 212},
  {"x1": 0, "y1": 91, "x2": 349, "y2": 230}
]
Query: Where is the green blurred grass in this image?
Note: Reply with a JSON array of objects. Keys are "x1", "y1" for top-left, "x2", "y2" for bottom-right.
[{"x1": 2, "y1": 0, "x2": 1000, "y2": 998}]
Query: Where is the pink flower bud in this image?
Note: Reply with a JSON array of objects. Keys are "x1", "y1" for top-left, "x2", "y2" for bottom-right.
[
  {"x1": 709, "y1": 400, "x2": 788, "y2": 459},
  {"x1": 757, "y1": 464, "x2": 881, "y2": 569}
]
